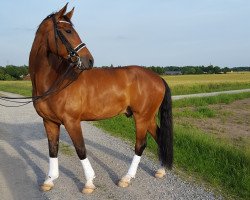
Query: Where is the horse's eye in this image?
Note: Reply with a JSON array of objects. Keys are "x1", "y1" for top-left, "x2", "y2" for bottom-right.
[{"x1": 65, "y1": 29, "x2": 72, "y2": 34}]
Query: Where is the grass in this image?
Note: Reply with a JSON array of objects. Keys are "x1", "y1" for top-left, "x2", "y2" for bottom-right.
[
  {"x1": 174, "y1": 125, "x2": 250, "y2": 199},
  {"x1": 173, "y1": 92, "x2": 250, "y2": 108},
  {"x1": 0, "y1": 81, "x2": 32, "y2": 96},
  {"x1": 59, "y1": 141, "x2": 74, "y2": 156},
  {"x1": 174, "y1": 106, "x2": 217, "y2": 118},
  {"x1": 95, "y1": 115, "x2": 250, "y2": 199},
  {"x1": 163, "y1": 73, "x2": 250, "y2": 85},
  {"x1": 162, "y1": 73, "x2": 250, "y2": 95},
  {"x1": 170, "y1": 82, "x2": 250, "y2": 95}
]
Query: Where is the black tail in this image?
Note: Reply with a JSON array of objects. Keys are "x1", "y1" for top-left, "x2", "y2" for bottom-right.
[{"x1": 157, "y1": 79, "x2": 173, "y2": 169}]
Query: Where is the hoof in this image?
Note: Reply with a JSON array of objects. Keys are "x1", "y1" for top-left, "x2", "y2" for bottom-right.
[
  {"x1": 82, "y1": 186, "x2": 95, "y2": 194},
  {"x1": 155, "y1": 168, "x2": 166, "y2": 179},
  {"x1": 118, "y1": 179, "x2": 130, "y2": 188},
  {"x1": 41, "y1": 183, "x2": 54, "y2": 191}
]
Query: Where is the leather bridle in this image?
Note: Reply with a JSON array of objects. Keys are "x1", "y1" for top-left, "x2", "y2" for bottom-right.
[
  {"x1": 52, "y1": 15, "x2": 87, "y2": 70},
  {"x1": 0, "y1": 14, "x2": 89, "y2": 107}
]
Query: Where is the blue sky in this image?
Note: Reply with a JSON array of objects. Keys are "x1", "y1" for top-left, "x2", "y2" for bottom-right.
[{"x1": 0, "y1": 0, "x2": 249, "y2": 67}]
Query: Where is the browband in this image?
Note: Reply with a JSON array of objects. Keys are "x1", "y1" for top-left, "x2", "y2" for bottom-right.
[{"x1": 59, "y1": 20, "x2": 71, "y2": 24}]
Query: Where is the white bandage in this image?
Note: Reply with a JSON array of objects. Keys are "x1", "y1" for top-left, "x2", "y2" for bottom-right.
[
  {"x1": 127, "y1": 155, "x2": 141, "y2": 178},
  {"x1": 44, "y1": 157, "x2": 59, "y2": 184},
  {"x1": 81, "y1": 158, "x2": 95, "y2": 181}
]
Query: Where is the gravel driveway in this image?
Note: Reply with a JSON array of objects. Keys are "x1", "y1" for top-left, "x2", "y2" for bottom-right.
[{"x1": 0, "y1": 91, "x2": 221, "y2": 200}]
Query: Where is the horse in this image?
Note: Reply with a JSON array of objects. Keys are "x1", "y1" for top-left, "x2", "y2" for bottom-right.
[{"x1": 29, "y1": 4, "x2": 173, "y2": 194}]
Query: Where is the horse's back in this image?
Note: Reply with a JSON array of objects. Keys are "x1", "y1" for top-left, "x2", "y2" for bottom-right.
[{"x1": 83, "y1": 65, "x2": 164, "y2": 85}]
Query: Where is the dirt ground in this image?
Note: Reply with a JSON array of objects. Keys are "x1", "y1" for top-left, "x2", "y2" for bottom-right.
[{"x1": 175, "y1": 98, "x2": 250, "y2": 149}]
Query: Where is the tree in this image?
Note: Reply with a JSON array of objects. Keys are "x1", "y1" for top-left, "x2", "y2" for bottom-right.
[
  {"x1": 213, "y1": 66, "x2": 221, "y2": 74},
  {"x1": 0, "y1": 67, "x2": 5, "y2": 80}
]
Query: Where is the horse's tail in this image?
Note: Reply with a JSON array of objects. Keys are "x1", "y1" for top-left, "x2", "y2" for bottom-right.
[{"x1": 157, "y1": 78, "x2": 173, "y2": 169}]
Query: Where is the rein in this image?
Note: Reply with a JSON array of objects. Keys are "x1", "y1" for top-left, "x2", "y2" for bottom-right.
[
  {"x1": 0, "y1": 15, "x2": 85, "y2": 107},
  {"x1": 0, "y1": 65, "x2": 79, "y2": 107}
]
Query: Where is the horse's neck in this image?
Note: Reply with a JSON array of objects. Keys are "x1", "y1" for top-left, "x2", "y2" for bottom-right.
[{"x1": 29, "y1": 34, "x2": 62, "y2": 96}]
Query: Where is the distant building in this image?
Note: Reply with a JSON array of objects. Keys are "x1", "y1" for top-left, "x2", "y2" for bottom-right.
[
  {"x1": 164, "y1": 71, "x2": 182, "y2": 75},
  {"x1": 24, "y1": 74, "x2": 31, "y2": 80}
]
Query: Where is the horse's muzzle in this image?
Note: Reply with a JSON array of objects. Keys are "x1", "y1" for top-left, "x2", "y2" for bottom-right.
[{"x1": 80, "y1": 57, "x2": 94, "y2": 70}]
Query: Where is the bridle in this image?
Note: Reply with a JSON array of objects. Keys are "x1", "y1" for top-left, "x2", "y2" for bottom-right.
[
  {"x1": 0, "y1": 14, "x2": 89, "y2": 107},
  {"x1": 52, "y1": 15, "x2": 87, "y2": 70}
]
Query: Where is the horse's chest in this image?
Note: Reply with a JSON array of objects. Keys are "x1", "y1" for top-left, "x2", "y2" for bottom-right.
[{"x1": 34, "y1": 101, "x2": 61, "y2": 123}]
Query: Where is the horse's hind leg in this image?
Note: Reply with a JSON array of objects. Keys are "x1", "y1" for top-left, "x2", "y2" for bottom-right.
[
  {"x1": 147, "y1": 118, "x2": 166, "y2": 179},
  {"x1": 41, "y1": 120, "x2": 60, "y2": 191},
  {"x1": 64, "y1": 119, "x2": 96, "y2": 194},
  {"x1": 118, "y1": 116, "x2": 148, "y2": 188}
]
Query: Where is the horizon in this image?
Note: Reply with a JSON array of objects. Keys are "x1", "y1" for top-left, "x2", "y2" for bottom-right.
[{"x1": 1, "y1": 64, "x2": 249, "y2": 69}]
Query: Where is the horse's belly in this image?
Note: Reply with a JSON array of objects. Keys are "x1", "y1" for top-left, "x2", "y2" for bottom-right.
[{"x1": 81, "y1": 100, "x2": 128, "y2": 121}]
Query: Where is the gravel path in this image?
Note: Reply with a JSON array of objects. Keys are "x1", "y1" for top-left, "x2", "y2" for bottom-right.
[
  {"x1": 172, "y1": 88, "x2": 250, "y2": 100},
  {"x1": 0, "y1": 91, "x2": 227, "y2": 200}
]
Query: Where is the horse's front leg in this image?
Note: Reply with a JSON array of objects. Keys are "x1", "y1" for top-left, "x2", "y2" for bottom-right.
[
  {"x1": 41, "y1": 120, "x2": 60, "y2": 191},
  {"x1": 64, "y1": 119, "x2": 96, "y2": 194}
]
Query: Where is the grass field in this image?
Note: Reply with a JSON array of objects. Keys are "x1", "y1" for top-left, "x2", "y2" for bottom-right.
[
  {"x1": 163, "y1": 73, "x2": 250, "y2": 95},
  {"x1": 0, "y1": 73, "x2": 250, "y2": 199},
  {"x1": 164, "y1": 72, "x2": 250, "y2": 85},
  {"x1": 0, "y1": 81, "x2": 32, "y2": 96}
]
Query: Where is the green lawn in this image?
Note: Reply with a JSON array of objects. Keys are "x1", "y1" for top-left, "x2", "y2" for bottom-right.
[{"x1": 0, "y1": 81, "x2": 32, "y2": 96}]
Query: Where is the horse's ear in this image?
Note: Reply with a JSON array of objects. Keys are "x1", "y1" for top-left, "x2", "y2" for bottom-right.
[
  {"x1": 56, "y1": 3, "x2": 68, "y2": 19},
  {"x1": 65, "y1": 7, "x2": 74, "y2": 20}
]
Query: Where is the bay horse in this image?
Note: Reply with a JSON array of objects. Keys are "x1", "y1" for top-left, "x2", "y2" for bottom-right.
[{"x1": 29, "y1": 4, "x2": 173, "y2": 194}]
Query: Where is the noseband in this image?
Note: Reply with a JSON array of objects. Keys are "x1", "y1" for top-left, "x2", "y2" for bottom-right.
[{"x1": 52, "y1": 15, "x2": 86, "y2": 70}]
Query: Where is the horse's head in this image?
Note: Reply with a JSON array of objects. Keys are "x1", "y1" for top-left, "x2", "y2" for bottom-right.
[{"x1": 38, "y1": 4, "x2": 94, "y2": 70}]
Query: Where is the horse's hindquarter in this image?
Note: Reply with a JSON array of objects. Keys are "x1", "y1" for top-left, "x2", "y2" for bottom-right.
[{"x1": 127, "y1": 66, "x2": 165, "y2": 115}]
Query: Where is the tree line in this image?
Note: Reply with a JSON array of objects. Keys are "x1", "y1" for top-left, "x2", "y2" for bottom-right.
[
  {"x1": 147, "y1": 65, "x2": 250, "y2": 75},
  {"x1": 0, "y1": 65, "x2": 249, "y2": 80},
  {"x1": 0, "y1": 65, "x2": 29, "y2": 80}
]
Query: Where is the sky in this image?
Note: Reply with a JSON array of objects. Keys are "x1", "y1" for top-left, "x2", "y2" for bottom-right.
[{"x1": 0, "y1": 0, "x2": 249, "y2": 67}]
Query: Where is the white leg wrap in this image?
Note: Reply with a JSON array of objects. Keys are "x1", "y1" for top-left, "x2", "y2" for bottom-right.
[
  {"x1": 44, "y1": 157, "x2": 59, "y2": 184},
  {"x1": 127, "y1": 155, "x2": 141, "y2": 178},
  {"x1": 81, "y1": 158, "x2": 95, "y2": 182}
]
